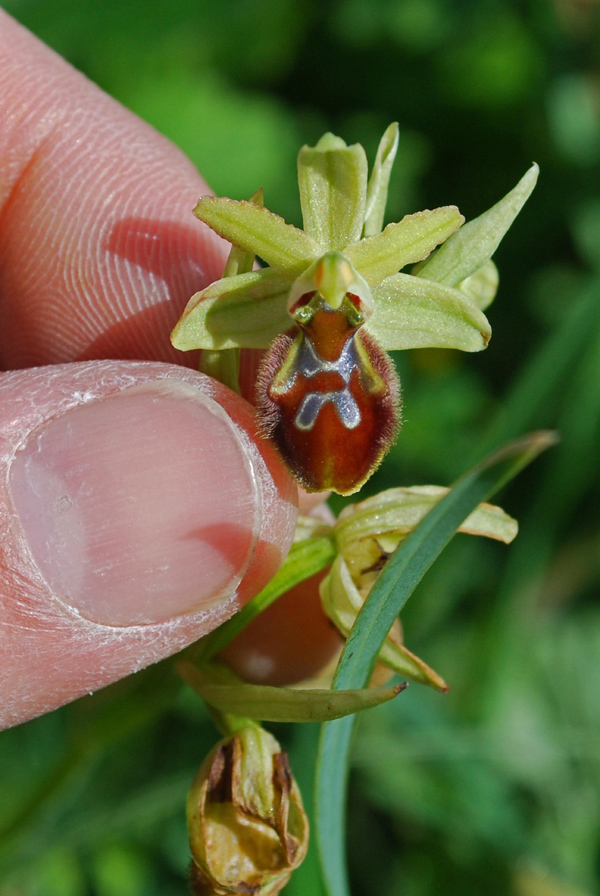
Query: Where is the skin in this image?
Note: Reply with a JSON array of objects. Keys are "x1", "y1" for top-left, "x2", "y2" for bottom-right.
[{"x1": 0, "y1": 11, "x2": 332, "y2": 729}]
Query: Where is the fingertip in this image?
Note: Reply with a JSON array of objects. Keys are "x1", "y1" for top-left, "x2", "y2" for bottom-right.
[
  {"x1": 0, "y1": 361, "x2": 297, "y2": 728},
  {"x1": 0, "y1": 10, "x2": 229, "y2": 368}
]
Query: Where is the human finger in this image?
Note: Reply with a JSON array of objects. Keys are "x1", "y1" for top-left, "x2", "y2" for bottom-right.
[{"x1": 0, "y1": 361, "x2": 297, "y2": 729}]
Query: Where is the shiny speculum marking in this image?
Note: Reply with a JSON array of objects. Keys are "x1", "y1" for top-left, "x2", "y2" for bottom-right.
[
  {"x1": 292, "y1": 337, "x2": 361, "y2": 432},
  {"x1": 257, "y1": 297, "x2": 400, "y2": 495}
]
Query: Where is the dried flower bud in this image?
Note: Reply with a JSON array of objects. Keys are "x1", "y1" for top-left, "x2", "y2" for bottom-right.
[{"x1": 187, "y1": 726, "x2": 308, "y2": 895}]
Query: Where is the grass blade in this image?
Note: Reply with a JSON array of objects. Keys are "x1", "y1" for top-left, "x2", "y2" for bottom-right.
[{"x1": 315, "y1": 431, "x2": 557, "y2": 896}]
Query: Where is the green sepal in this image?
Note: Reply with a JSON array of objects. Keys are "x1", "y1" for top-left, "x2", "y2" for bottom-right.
[
  {"x1": 363, "y1": 123, "x2": 400, "y2": 238},
  {"x1": 221, "y1": 187, "x2": 264, "y2": 277},
  {"x1": 298, "y1": 134, "x2": 368, "y2": 251},
  {"x1": 194, "y1": 196, "x2": 321, "y2": 279},
  {"x1": 171, "y1": 268, "x2": 291, "y2": 350},
  {"x1": 458, "y1": 259, "x2": 499, "y2": 310},
  {"x1": 320, "y1": 555, "x2": 448, "y2": 691},
  {"x1": 366, "y1": 272, "x2": 491, "y2": 351},
  {"x1": 179, "y1": 661, "x2": 405, "y2": 722},
  {"x1": 345, "y1": 206, "x2": 464, "y2": 285},
  {"x1": 416, "y1": 163, "x2": 539, "y2": 287},
  {"x1": 334, "y1": 484, "x2": 519, "y2": 549}
]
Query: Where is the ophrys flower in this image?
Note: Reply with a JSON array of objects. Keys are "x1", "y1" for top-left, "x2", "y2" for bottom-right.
[{"x1": 172, "y1": 124, "x2": 537, "y2": 494}]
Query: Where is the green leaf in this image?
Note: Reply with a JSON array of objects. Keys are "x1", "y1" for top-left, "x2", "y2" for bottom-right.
[
  {"x1": 194, "y1": 536, "x2": 337, "y2": 663},
  {"x1": 298, "y1": 135, "x2": 368, "y2": 251},
  {"x1": 179, "y1": 662, "x2": 406, "y2": 722},
  {"x1": 363, "y1": 123, "x2": 400, "y2": 238},
  {"x1": 366, "y1": 272, "x2": 491, "y2": 351},
  {"x1": 345, "y1": 206, "x2": 464, "y2": 285},
  {"x1": 315, "y1": 431, "x2": 557, "y2": 896},
  {"x1": 170, "y1": 268, "x2": 291, "y2": 350},
  {"x1": 469, "y1": 275, "x2": 600, "y2": 461},
  {"x1": 194, "y1": 196, "x2": 321, "y2": 278},
  {"x1": 416, "y1": 164, "x2": 539, "y2": 287}
]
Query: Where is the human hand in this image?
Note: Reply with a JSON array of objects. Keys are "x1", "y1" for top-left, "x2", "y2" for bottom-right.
[{"x1": 0, "y1": 10, "x2": 299, "y2": 730}]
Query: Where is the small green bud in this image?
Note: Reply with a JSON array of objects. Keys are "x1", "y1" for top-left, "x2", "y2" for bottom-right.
[{"x1": 187, "y1": 727, "x2": 308, "y2": 895}]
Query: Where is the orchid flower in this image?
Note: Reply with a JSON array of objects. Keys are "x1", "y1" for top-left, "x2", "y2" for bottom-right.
[{"x1": 172, "y1": 124, "x2": 537, "y2": 494}]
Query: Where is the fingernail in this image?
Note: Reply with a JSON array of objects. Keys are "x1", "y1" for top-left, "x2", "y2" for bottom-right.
[{"x1": 9, "y1": 380, "x2": 261, "y2": 626}]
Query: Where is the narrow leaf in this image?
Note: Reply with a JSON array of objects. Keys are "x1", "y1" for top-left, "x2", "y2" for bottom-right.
[
  {"x1": 298, "y1": 136, "x2": 368, "y2": 251},
  {"x1": 315, "y1": 431, "x2": 557, "y2": 896},
  {"x1": 367, "y1": 272, "x2": 491, "y2": 351},
  {"x1": 179, "y1": 662, "x2": 405, "y2": 722},
  {"x1": 194, "y1": 196, "x2": 321, "y2": 279},
  {"x1": 363, "y1": 123, "x2": 400, "y2": 238},
  {"x1": 171, "y1": 268, "x2": 291, "y2": 350},
  {"x1": 345, "y1": 206, "x2": 464, "y2": 285},
  {"x1": 468, "y1": 275, "x2": 600, "y2": 461},
  {"x1": 417, "y1": 164, "x2": 539, "y2": 287}
]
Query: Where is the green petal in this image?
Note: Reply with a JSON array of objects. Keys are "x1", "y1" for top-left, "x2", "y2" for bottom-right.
[
  {"x1": 363, "y1": 123, "x2": 400, "y2": 238},
  {"x1": 345, "y1": 205, "x2": 464, "y2": 285},
  {"x1": 334, "y1": 484, "x2": 519, "y2": 548},
  {"x1": 416, "y1": 163, "x2": 539, "y2": 287},
  {"x1": 179, "y1": 661, "x2": 404, "y2": 722},
  {"x1": 366, "y1": 273, "x2": 491, "y2": 351},
  {"x1": 287, "y1": 252, "x2": 374, "y2": 317},
  {"x1": 458, "y1": 259, "x2": 499, "y2": 310},
  {"x1": 194, "y1": 196, "x2": 321, "y2": 279},
  {"x1": 170, "y1": 268, "x2": 291, "y2": 350},
  {"x1": 298, "y1": 134, "x2": 368, "y2": 251}
]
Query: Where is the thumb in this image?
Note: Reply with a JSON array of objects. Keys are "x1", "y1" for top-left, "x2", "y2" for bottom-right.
[{"x1": 0, "y1": 361, "x2": 297, "y2": 729}]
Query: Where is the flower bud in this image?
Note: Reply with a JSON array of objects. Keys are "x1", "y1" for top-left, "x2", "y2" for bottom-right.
[{"x1": 187, "y1": 726, "x2": 308, "y2": 895}]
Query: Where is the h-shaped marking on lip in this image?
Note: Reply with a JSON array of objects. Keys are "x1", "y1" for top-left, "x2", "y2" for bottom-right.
[{"x1": 293, "y1": 335, "x2": 361, "y2": 432}]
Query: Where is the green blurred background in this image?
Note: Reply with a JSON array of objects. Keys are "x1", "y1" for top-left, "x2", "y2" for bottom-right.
[{"x1": 1, "y1": 1, "x2": 600, "y2": 894}]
